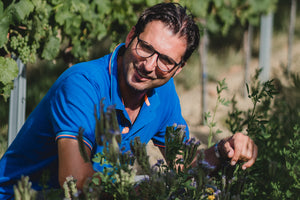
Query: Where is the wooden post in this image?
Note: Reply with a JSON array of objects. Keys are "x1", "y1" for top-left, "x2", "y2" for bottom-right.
[{"x1": 8, "y1": 58, "x2": 26, "y2": 146}]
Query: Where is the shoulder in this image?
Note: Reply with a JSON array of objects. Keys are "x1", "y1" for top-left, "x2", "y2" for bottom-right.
[
  {"x1": 52, "y1": 54, "x2": 112, "y2": 91},
  {"x1": 68, "y1": 54, "x2": 111, "y2": 80}
]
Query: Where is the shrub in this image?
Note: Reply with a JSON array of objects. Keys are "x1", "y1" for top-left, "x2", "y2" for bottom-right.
[{"x1": 13, "y1": 69, "x2": 300, "y2": 199}]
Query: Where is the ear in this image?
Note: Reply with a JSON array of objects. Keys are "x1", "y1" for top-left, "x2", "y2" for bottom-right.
[
  {"x1": 125, "y1": 26, "x2": 136, "y2": 48},
  {"x1": 172, "y1": 62, "x2": 185, "y2": 77}
]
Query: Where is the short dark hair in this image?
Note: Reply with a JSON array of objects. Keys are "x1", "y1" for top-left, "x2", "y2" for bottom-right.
[{"x1": 134, "y1": 3, "x2": 200, "y2": 62}]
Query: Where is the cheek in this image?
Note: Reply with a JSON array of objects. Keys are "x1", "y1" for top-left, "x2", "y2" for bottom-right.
[{"x1": 155, "y1": 68, "x2": 166, "y2": 78}]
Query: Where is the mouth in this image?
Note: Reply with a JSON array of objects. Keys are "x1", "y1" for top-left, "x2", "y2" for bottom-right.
[{"x1": 134, "y1": 65, "x2": 155, "y2": 80}]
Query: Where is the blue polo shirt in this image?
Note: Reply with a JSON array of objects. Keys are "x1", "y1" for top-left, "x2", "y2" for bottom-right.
[{"x1": 0, "y1": 44, "x2": 189, "y2": 199}]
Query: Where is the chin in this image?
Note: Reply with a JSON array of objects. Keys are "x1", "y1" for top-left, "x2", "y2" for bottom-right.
[{"x1": 126, "y1": 80, "x2": 149, "y2": 93}]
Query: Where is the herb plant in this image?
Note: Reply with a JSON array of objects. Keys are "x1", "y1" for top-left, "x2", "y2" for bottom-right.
[{"x1": 13, "y1": 69, "x2": 300, "y2": 199}]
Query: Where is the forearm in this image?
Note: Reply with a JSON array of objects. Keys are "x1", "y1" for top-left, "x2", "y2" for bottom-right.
[
  {"x1": 59, "y1": 161, "x2": 96, "y2": 190},
  {"x1": 58, "y1": 138, "x2": 97, "y2": 190}
]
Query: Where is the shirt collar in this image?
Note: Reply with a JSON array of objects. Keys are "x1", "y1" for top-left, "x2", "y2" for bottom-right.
[{"x1": 109, "y1": 43, "x2": 160, "y2": 120}]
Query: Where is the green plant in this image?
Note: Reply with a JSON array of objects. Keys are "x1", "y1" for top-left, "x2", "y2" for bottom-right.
[
  {"x1": 75, "y1": 101, "x2": 217, "y2": 200},
  {"x1": 12, "y1": 69, "x2": 300, "y2": 199},
  {"x1": 0, "y1": 57, "x2": 18, "y2": 101},
  {"x1": 0, "y1": 0, "x2": 160, "y2": 101},
  {"x1": 13, "y1": 176, "x2": 37, "y2": 200},
  {"x1": 204, "y1": 78, "x2": 231, "y2": 148},
  {"x1": 223, "y1": 69, "x2": 300, "y2": 199}
]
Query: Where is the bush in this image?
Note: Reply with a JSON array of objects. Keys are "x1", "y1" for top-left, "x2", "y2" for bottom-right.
[
  {"x1": 13, "y1": 69, "x2": 300, "y2": 199},
  {"x1": 225, "y1": 69, "x2": 300, "y2": 199}
]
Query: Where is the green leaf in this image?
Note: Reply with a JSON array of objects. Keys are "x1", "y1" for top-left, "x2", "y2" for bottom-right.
[
  {"x1": 0, "y1": 1, "x2": 11, "y2": 47},
  {"x1": 55, "y1": 6, "x2": 72, "y2": 26},
  {"x1": 0, "y1": 15, "x2": 10, "y2": 48},
  {"x1": 11, "y1": 0, "x2": 34, "y2": 22},
  {"x1": 0, "y1": 1, "x2": 3, "y2": 16},
  {"x1": 188, "y1": 0, "x2": 210, "y2": 18},
  {"x1": 216, "y1": 129, "x2": 222, "y2": 134},
  {"x1": 41, "y1": 36, "x2": 60, "y2": 60},
  {"x1": 92, "y1": 176, "x2": 100, "y2": 185},
  {"x1": 0, "y1": 57, "x2": 18, "y2": 101},
  {"x1": 0, "y1": 57, "x2": 18, "y2": 85}
]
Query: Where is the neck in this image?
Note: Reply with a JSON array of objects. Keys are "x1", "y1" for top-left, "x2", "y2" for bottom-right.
[{"x1": 117, "y1": 53, "x2": 146, "y2": 123}]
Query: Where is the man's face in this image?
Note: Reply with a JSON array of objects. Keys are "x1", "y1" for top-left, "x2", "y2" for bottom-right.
[{"x1": 121, "y1": 20, "x2": 187, "y2": 92}]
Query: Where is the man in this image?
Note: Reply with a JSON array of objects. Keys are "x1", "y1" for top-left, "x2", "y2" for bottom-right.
[{"x1": 0, "y1": 3, "x2": 257, "y2": 199}]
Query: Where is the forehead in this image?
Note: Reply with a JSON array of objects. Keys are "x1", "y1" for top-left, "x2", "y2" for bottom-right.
[{"x1": 139, "y1": 21, "x2": 187, "y2": 62}]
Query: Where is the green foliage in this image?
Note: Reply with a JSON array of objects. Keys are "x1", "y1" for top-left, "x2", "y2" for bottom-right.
[
  {"x1": 63, "y1": 176, "x2": 78, "y2": 199},
  {"x1": 182, "y1": 0, "x2": 278, "y2": 35},
  {"x1": 0, "y1": 57, "x2": 18, "y2": 101},
  {"x1": 204, "y1": 79, "x2": 230, "y2": 147},
  {"x1": 13, "y1": 101, "x2": 221, "y2": 199},
  {"x1": 281, "y1": 125, "x2": 300, "y2": 195},
  {"x1": 0, "y1": 0, "x2": 160, "y2": 100},
  {"x1": 225, "y1": 69, "x2": 300, "y2": 199},
  {"x1": 13, "y1": 176, "x2": 37, "y2": 200},
  {"x1": 78, "y1": 101, "x2": 216, "y2": 200},
  {"x1": 12, "y1": 69, "x2": 300, "y2": 199},
  {"x1": 0, "y1": 0, "x2": 160, "y2": 64}
]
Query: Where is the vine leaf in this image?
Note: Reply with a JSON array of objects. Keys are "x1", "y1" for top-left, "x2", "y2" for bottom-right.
[
  {"x1": 12, "y1": 0, "x2": 34, "y2": 22},
  {"x1": 0, "y1": 57, "x2": 18, "y2": 101},
  {"x1": 41, "y1": 36, "x2": 60, "y2": 60}
]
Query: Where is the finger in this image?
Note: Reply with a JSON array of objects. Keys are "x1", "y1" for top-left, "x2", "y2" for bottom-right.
[
  {"x1": 230, "y1": 145, "x2": 241, "y2": 166},
  {"x1": 245, "y1": 139, "x2": 254, "y2": 160},
  {"x1": 222, "y1": 140, "x2": 234, "y2": 158},
  {"x1": 231, "y1": 133, "x2": 253, "y2": 164},
  {"x1": 240, "y1": 138, "x2": 253, "y2": 161},
  {"x1": 242, "y1": 143, "x2": 258, "y2": 170}
]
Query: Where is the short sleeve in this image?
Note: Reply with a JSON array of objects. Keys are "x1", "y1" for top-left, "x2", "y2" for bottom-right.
[{"x1": 51, "y1": 72, "x2": 100, "y2": 151}]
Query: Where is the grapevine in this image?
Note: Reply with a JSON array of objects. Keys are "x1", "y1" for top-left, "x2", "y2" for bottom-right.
[
  {"x1": 0, "y1": 57, "x2": 18, "y2": 101},
  {"x1": 9, "y1": 35, "x2": 37, "y2": 64}
]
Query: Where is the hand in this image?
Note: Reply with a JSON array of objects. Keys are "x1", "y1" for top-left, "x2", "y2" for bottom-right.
[{"x1": 220, "y1": 132, "x2": 258, "y2": 170}]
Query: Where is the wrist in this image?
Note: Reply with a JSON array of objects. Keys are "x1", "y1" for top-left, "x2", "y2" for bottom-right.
[{"x1": 214, "y1": 142, "x2": 221, "y2": 159}]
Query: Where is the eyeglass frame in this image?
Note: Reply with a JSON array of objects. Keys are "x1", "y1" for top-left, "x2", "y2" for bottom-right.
[{"x1": 134, "y1": 34, "x2": 183, "y2": 72}]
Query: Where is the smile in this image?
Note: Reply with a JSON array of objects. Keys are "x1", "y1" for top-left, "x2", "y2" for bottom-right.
[{"x1": 134, "y1": 65, "x2": 155, "y2": 80}]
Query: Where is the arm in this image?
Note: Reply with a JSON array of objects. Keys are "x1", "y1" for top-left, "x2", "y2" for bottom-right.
[{"x1": 57, "y1": 138, "x2": 96, "y2": 190}]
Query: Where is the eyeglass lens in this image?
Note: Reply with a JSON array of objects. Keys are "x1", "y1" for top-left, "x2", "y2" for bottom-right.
[{"x1": 136, "y1": 37, "x2": 179, "y2": 72}]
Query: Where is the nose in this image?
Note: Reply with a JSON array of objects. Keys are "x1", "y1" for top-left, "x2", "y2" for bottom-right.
[{"x1": 143, "y1": 53, "x2": 158, "y2": 72}]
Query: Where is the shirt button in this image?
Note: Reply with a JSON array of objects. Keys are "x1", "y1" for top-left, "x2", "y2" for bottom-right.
[{"x1": 122, "y1": 127, "x2": 129, "y2": 134}]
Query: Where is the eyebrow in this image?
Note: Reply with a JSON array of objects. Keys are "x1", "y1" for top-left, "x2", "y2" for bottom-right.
[{"x1": 138, "y1": 37, "x2": 180, "y2": 64}]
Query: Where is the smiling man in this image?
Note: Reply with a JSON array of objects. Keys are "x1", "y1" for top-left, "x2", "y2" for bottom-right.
[{"x1": 0, "y1": 3, "x2": 257, "y2": 199}]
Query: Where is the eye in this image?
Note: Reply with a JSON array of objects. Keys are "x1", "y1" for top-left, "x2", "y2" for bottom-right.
[
  {"x1": 159, "y1": 54, "x2": 175, "y2": 65},
  {"x1": 140, "y1": 41, "x2": 154, "y2": 54}
]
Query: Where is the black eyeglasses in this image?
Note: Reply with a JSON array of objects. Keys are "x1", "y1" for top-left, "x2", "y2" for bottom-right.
[{"x1": 135, "y1": 35, "x2": 182, "y2": 72}]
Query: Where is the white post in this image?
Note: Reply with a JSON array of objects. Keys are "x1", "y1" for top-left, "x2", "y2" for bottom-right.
[
  {"x1": 288, "y1": 0, "x2": 297, "y2": 71},
  {"x1": 259, "y1": 13, "x2": 273, "y2": 82},
  {"x1": 199, "y1": 28, "x2": 208, "y2": 124},
  {"x1": 8, "y1": 58, "x2": 26, "y2": 146}
]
